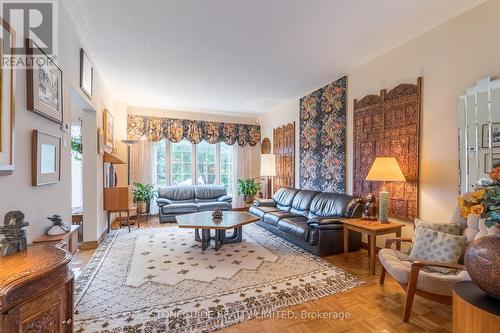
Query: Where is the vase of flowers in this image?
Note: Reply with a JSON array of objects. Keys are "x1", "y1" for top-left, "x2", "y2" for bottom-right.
[{"x1": 458, "y1": 167, "x2": 500, "y2": 299}]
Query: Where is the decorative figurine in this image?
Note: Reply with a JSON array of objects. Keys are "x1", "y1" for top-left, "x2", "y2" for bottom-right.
[
  {"x1": 363, "y1": 193, "x2": 378, "y2": 220},
  {"x1": 45, "y1": 215, "x2": 71, "y2": 236},
  {"x1": 0, "y1": 211, "x2": 29, "y2": 256},
  {"x1": 212, "y1": 208, "x2": 223, "y2": 221}
]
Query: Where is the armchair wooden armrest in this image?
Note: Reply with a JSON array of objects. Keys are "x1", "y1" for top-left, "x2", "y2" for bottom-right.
[
  {"x1": 384, "y1": 237, "x2": 413, "y2": 249},
  {"x1": 412, "y1": 260, "x2": 465, "y2": 271}
]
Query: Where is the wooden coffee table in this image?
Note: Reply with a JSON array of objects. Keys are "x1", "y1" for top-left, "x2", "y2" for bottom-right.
[{"x1": 176, "y1": 211, "x2": 259, "y2": 251}]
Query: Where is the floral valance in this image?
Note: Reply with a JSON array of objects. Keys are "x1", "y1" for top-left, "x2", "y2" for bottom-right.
[{"x1": 127, "y1": 115, "x2": 261, "y2": 146}]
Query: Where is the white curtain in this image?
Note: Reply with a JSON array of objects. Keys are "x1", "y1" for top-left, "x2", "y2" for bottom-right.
[
  {"x1": 130, "y1": 141, "x2": 159, "y2": 214},
  {"x1": 233, "y1": 144, "x2": 252, "y2": 208}
]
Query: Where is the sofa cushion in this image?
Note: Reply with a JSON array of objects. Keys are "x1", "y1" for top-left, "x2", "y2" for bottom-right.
[
  {"x1": 272, "y1": 187, "x2": 299, "y2": 211},
  {"x1": 195, "y1": 185, "x2": 227, "y2": 202},
  {"x1": 308, "y1": 192, "x2": 362, "y2": 219},
  {"x1": 197, "y1": 201, "x2": 232, "y2": 211},
  {"x1": 290, "y1": 190, "x2": 319, "y2": 217},
  {"x1": 162, "y1": 203, "x2": 199, "y2": 215},
  {"x1": 158, "y1": 186, "x2": 195, "y2": 203},
  {"x1": 248, "y1": 205, "x2": 280, "y2": 218},
  {"x1": 378, "y1": 248, "x2": 470, "y2": 296},
  {"x1": 262, "y1": 211, "x2": 298, "y2": 227},
  {"x1": 277, "y1": 218, "x2": 314, "y2": 243}
]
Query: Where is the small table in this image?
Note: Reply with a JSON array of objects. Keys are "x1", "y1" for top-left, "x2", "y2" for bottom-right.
[
  {"x1": 33, "y1": 225, "x2": 80, "y2": 254},
  {"x1": 340, "y1": 218, "x2": 405, "y2": 275},
  {"x1": 453, "y1": 281, "x2": 500, "y2": 333},
  {"x1": 176, "y1": 211, "x2": 259, "y2": 251}
]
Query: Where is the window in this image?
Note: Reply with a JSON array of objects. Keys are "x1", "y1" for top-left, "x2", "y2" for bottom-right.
[
  {"x1": 155, "y1": 140, "x2": 235, "y2": 193},
  {"x1": 196, "y1": 141, "x2": 216, "y2": 184},
  {"x1": 220, "y1": 143, "x2": 234, "y2": 194},
  {"x1": 155, "y1": 140, "x2": 167, "y2": 186},
  {"x1": 171, "y1": 139, "x2": 193, "y2": 185}
]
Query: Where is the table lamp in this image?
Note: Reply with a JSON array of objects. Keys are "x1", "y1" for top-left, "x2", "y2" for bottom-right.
[
  {"x1": 260, "y1": 154, "x2": 276, "y2": 199},
  {"x1": 365, "y1": 157, "x2": 406, "y2": 223}
]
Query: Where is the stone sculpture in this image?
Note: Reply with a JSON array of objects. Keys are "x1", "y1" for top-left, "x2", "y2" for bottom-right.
[
  {"x1": 45, "y1": 214, "x2": 71, "y2": 236},
  {"x1": 0, "y1": 211, "x2": 29, "y2": 256}
]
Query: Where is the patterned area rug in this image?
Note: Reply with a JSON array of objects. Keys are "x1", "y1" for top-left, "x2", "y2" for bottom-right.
[{"x1": 74, "y1": 224, "x2": 363, "y2": 333}]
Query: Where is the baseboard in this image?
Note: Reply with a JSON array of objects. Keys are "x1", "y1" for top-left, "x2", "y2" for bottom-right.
[{"x1": 79, "y1": 228, "x2": 108, "y2": 250}]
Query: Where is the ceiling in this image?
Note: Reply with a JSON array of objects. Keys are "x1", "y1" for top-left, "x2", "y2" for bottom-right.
[{"x1": 63, "y1": 0, "x2": 484, "y2": 115}]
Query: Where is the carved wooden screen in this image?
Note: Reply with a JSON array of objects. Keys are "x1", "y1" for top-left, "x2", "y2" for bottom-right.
[
  {"x1": 353, "y1": 78, "x2": 421, "y2": 220},
  {"x1": 273, "y1": 122, "x2": 295, "y2": 193}
]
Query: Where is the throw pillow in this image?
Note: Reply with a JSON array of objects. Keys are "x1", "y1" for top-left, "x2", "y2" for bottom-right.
[
  {"x1": 409, "y1": 226, "x2": 467, "y2": 274},
  {"x1": 414, "y1": 218, "x2": 463, "y2": 236}
]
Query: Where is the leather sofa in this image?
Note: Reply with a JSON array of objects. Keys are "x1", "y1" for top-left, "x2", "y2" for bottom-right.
[
  {"x1": 157, "y1": 185, "x2": 232, "y2": 223},
  {"x1": 249, "y1": 187, "x2": 363, "y2": 256}
]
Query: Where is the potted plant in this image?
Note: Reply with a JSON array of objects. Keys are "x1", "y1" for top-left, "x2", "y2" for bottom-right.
[
  {"x1": 132, "y1": 182, "x2": 157, "y2": 213},
  {"x1": 237, "y1": 178, "x2": 262, "y2": 204}
]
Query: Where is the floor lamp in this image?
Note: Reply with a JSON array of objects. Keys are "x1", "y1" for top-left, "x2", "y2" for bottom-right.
[
  {"x1": 261, "y1": 154, "x2": 276, "y2": 199},
  {"x1": 120, "y1": 139, "x2": 138, "y2": 186}
]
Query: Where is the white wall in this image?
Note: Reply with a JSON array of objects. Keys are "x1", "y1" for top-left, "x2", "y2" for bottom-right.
[
  {"x1": 0, "y1": 2, "x2": 122, "y2": 243},
  {"x1": 258, "y1": 0, "x2": 500, "y2": 232}
]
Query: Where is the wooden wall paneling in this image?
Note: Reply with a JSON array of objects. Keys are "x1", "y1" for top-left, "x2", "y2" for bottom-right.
[
  {"x1": 353, "y1": 78, "x2": 421, "y2": 220},
  {"x1": 273, "y1": 122, "x2": 295, "y2": 193}
]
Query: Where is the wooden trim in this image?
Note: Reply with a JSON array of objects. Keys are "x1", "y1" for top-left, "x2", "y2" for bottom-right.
[{"x1": 79, "y1": 228, "x2": 107, "y2": 251}]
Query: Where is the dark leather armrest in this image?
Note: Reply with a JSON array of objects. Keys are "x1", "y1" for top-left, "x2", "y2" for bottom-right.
[
  {"x1": 217, "y1": 195, "x2": 232, "y2": 203},
  {"x1": 253, "y1": 199, "x2": 276, "y2": 207},
  {"x1": 157, "y1": 198, "x2": 172, "y2": 207},
  {"x1": 384, "y1": 237, "x2": 413, "y2": 249}
]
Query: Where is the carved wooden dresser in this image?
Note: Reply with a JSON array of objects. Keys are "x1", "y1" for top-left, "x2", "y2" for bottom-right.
[{"x1": 0, "y1": 244, "x2": 73, "y2": 332}]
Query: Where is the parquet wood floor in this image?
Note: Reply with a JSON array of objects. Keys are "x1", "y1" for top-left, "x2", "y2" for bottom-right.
[{"x1": 72, "y1": 217, "x2": 452, "y2": 333}]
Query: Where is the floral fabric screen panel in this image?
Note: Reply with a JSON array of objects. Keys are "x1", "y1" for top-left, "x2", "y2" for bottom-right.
[{"x1": 299, "y1": 76, "x2": 347, "y2": 192}]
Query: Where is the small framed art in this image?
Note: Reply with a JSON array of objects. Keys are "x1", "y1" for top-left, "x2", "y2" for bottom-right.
[
  {"x1": 80, "y1": 48, "x2": 93, "y2": 98},
  {"x1": 103, "y1": 109, "x2": 114, "y2": 148},
  {"x1": 32, "y1": 130, "x2": 61, "y2": 186},
  {"x1": 482, "y1": 122, "x2": 500, "y2": 148},
  {"x1": 26, "y1": 39, "x2": 63, "y2": 124}
]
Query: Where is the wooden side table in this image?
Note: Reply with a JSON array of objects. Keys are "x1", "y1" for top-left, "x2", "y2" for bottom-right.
[
  {"x1": 453, "y1": 281, "x2": 500, "y2": 333},
  {"x1": 340, "y1": 218, "x2": 405, "y2": 275},
  {"x1": 33, "y1": 224, "x2": 80, "y2": 255}
]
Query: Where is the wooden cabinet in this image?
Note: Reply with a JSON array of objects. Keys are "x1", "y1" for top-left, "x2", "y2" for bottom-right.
[{"x1": 0, "y1": 245, "x2": 74, "y2": 333}]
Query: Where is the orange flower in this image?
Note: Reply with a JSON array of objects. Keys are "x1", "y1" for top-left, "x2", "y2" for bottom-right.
[
  {"x1": 490, "y1": 166, "x2": 500, "y2": 181},
  {"x1": 470, "y1": 204, "x2": 485, "y2": 216},
  {"x1": 460, "y1": 206, "x2": 471, "y2": 218},
  {"x1": 471, "y1": 189, "x2": 485, "y2": 202}
]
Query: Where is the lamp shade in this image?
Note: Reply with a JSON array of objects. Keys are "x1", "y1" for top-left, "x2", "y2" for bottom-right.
[
  {"x1": 260, "y1": 154, "x2": 276, "y2": 177},
  {"x1": 365, "y1": 157, "x2": 406, "y2": 182}
]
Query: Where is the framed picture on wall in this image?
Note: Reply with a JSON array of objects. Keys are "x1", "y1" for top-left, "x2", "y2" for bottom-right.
[
  {"x1": 26, "y1": 38, "x2": 64, "y2": 124},
  {"x1": 97, "y1": 127, "x2": 104, "y2": 155},
  {"x1": 482, "y1": 122, "x2": 500, "y2": 148},
  {"x1": 32, "y1": 130, "x2": 61, "y2": 186},
  {"x1": 80, "y1": 48, "x2": 93, "y2": 98},
  {"x1": 103, "y1": 109, "x2": 114, "y2": 148},
  {"x1": 484, "y1": 153, "x2": 500, "y2": 173},
  {"x1": 0, "y1": 18, "x2": 16, "y2": 171}
]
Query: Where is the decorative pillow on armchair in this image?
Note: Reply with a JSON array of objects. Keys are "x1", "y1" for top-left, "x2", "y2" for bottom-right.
[
  {"x1": 409, "y1": 226, "x2": 467, "y2": 274},
  {"x1": 414, "y1": 218, "x2": 463, "y2": 235}
]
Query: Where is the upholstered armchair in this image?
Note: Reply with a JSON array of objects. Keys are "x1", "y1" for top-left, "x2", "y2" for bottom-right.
[{"x1": 378, "y1": 237, "x2": 470, "y2": 322}]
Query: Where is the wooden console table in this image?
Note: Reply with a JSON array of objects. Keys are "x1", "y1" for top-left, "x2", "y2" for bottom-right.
[
  {"x1": 0, "y1": 245, "x2": 74, "y2": 332},
  {"x1": 340, "y1": 218, "x2": 405, "y2": 275},
  {"x1": 453, "y1": 281, "x2": 500, "y2": 333},
  {"x1": 33, "y1": 225, "x2": 80, "y2": 255}
]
